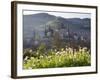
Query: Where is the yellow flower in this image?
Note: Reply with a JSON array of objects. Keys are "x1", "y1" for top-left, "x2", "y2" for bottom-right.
[
  {"x1": 63, "y1": 51, "x2": 66, "y2": 53},
  {"x1": 37, "y1": 59, "x2": 40, "y2": 62},
  {"x1": 40, "y1": 56, "x2": 43, "y2": 58},
  {"x1": 48, "y1": 56, "x2": 52, "y2": 59},
  {"x1": 59, "y1": 58, "x2": 61, "y2": 62},
  {"x1": 30, "y1": 57, "x2": 34, "y2": 60},
  {"x1": 61, "y1": 48, "x2": 64, "y2": 51}
]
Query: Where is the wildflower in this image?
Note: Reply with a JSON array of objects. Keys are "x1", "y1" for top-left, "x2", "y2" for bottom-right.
[
  {"x1": 73, "y1": 54, "x2": 77, "y2": 58},
  {"x1": 54, "y1": 49, "x2": 57, "y2": 52},
  {"x1": 29, "y1": 49, "x2": 32, "y2": 53},
  {"x1": 24, "y1": 56, "x2": 28, "y2": 61},
  {"x1": 61, "y1": 48, "x2": 64, "y2": 51},
  {"x1": 48, "y1": 56, "x2": 52, "y2": 59},
  {"x1": 82, "y1": 47, "x2": 87, "y2": 52},
  {"x1": 28, "y1": 67, "x2": 32, "y2": 69},
  {"x1": 68, "y1": 48, "x2": 73, "y2": 53},
  {"x1": 59, "y1": 58, "x2": 61, "y2": 62},
  {"x1": 79, "y1": 48, "x2": 82, "y2": 52},
  {"x1": 63, "y1": 51, "x2": 66, "y2": 53},
  {"x1": 83, "y1": 47, "x2": 87, "y2": 50},
  {"x1": 30, "y1": 57, "x2": 34, "y2": 60},
  {"x1": 37, "y1": 59, "x2": 40, "y2": 62},
  {"x1": 27, "y1": 59, "x2": 31, "y2": 62},
  {"x1": 69, "y1": 55, "x2": 72, "y2": 59},
  {"x1": 66, "y1": 47, "x2": 68, "y2": 51},
  {"x1": 40, "y1": 55, "x2": 43, "y2": 58},
  {"x1": 32, "y1": 64, "x2": 36, "y2": 67},
  {"x1": 47, "y1": 56, "x2": 52, "y2": 61},
  {"x1": 36, "y1": 52, "x2": 39, "y2": 55},
  {"x1": 56, "y1": 51, "x2": 60, "y2": 55}
]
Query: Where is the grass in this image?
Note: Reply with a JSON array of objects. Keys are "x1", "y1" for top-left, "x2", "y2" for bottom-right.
[{"x1": 23, "y1": 47, "x2": 91, "y2": 69}]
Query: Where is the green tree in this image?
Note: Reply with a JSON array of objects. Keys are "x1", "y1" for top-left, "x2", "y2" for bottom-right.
[{"x1": 52, "y1": 30, "x2": 62, "y2": 50}]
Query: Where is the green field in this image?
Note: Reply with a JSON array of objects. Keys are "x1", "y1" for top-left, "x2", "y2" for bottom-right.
[{"x1": 23, "y1": 47, "x2": 91, "y2": 69}]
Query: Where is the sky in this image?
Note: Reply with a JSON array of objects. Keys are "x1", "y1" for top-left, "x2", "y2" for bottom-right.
[{"x1": 23, "y1": 10, "x2": 91, "y2": 19}]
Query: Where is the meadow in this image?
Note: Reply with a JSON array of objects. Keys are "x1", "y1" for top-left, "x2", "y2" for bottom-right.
[{"x1": 23, "y1": 46, "x2": 91, "y2": 69}]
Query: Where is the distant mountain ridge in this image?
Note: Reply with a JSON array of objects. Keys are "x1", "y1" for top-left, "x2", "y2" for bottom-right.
[{"x1": 23, "y1": 13, "x2": 91, "y2": 48}]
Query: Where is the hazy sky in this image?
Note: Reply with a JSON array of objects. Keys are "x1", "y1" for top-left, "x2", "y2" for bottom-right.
[{"x1": 23, "y1": 10, "x2": 91, "y2": 19}]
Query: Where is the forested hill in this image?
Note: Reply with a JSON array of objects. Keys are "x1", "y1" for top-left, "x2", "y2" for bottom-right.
[{"x1": 23, "y1": 13, "x2": 90, "y2": 48}]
